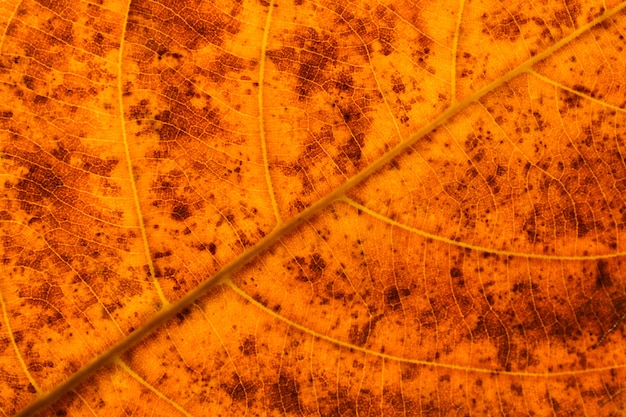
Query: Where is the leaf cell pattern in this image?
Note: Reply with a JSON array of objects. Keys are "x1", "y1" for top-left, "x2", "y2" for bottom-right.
[{"x1": 1, "y1": 0, "x2": 626, "y2": 416}]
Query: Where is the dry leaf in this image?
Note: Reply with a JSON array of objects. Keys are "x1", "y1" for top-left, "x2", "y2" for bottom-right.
[{"x1": 1, "y1": 0, "x2": 626, "y2": 415}]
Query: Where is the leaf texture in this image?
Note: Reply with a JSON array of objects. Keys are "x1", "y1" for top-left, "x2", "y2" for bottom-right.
[{"x1": 1, "y1": 0, "x2": 626, "y2": 415}]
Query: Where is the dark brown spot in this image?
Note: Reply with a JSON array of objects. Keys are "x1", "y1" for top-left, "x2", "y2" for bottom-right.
[
  {"x1": 154, "y1": 250, "x2": 172, "y2": 259},
  {"x1": 309, "y1": 253, "x2": 326, "y2": 273},
  {"x1": 269, "y1": 374, "x2": 302, "y2": 413},
  {"x1": 239, "y1": 336, "x2": 255, "y2": 356},
  {"x1": 222, "y1": 375, "x2": 257, "y2": 403},
  {"x1": 596, "y1": 260, "x2": 612, "y2": 289},
  {"x1": 171, "y1": 204, "x2": 191, "y2": 221},
  {"x1": 176, "y1": 307, "x2": 191, "y2": 324}
]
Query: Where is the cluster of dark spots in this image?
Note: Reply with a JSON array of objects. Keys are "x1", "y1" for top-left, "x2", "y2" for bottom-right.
[
  {"x1": 482, "y1": 12, "x2": 528, "y2": 41},
  {"x1": 390, "y1": 74, "x2": 405, "y2": 94},
  {"x1": 450, "y1": 267, "x2": 464, "y2": 286},
  {"x1": 521, "y1": 204, "x2": 541, "y2": 243},
  {"x1": 291, "y1": 253, "x2": 327, "y2": 283},
  {"x1": 175, "y1": 307, "x2": 191, "y2": 324},
  {"x1": 222, "y1": 374, "x2": 257, "y2": 403},
  {"x1": 595, "y1": 260, "x2": 612, "y2": 289},
  {"x1": 269, "y1": 374, "x2": 302, "y2": 413},
  {"x1": 128, "y1": 98, "x2": 151, "y2": 121},
  {"x1": 40, "y1": 14, "x2": 74, "y2": 45},
  {"x1": 560, "y1": 90, "x2": 582, "y2": 111},
  {"x1": 572, "y1": 84, "x2": 594, "y2": 97},
  {"x1": 80, "y1": 154, "x2": 118, "y2": 176},
  {"x1": 15, "y1": 162, "x2": 64, "y2": 209},
  {"x1": 252, "y1": 293, "x2": 269, "y2": 308},
  {"x1": 339, "y1": 134, "x2": 365, "y2": 167},
  {"x1": 171, "y1": 203, "x2": 191, "y2": 221},
  {"x1": 553, "y1": 1, "x2": 581, "y2": 28},
  {"x1": 472, "y1": 312, "x2": 512, "y2": 370},
  {"x1": 383, "y1": 286, "x2": 411, "y2": 311},
  {"x1": 131, "y1": 0, "x2": 242, "y2": 51},
  {"x1": 334, "y1": 71, "x2": 354, "y2": 92},
  {"x1": 412, "y1": 34, "x2": 434, "y2": 70},
  {"x1": 207, "y1": 52, "x2": 248, "y2": 83},
  {"x1": 153, "y1": 266, "x2": 175, "y2": 278},
  {"x1": 267, "y1": 27, "x2": 339, "y2": 101},
  {"x1": 154, "y1": 110, "x2": 184, "y2": 142},
  {"x1": 309, "y1": 253, "x2": 326, "y2": 274},
  {"x1": 239, "y1": 336, "x2": 255, "y2": 356},
  {"x1": 378, "y1": 27, "x2": 395, "y2": 55},
  {"x1": 197, "y1": 242, "x2": 217, "y2": 255},
  {"x1": 348, "y1": 314, "x2": 383, "y2": 346},
  {"x1": 153, "y1": 250, "x2": 172, "y2": 259},
  {"x1": 511, "y1": 281, "x2": 539, "y2": 293}
]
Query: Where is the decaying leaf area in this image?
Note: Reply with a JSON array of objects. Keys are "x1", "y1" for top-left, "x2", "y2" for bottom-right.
[{"x1": 1, "y1": 0, "x2": 626, "y2": 415}]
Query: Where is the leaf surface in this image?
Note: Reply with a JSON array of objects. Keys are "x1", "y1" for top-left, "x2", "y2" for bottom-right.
[{"x1": 1, "y1": 0, "x2": 626, "y2": 415}]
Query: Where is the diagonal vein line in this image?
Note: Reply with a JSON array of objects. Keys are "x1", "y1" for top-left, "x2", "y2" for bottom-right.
[
  {"x1": 0, "y1": 289, "x2": 41, "y2": 395},
  {"x1": 226, "y1": 279, "x2": 626, "y2": 377},
  {"x1": 341, "y1": 197, "x2": 626, "y2": 260},
  {"x1": 114, "y1": 357, "x2": 195, "y2": 417},
  {"x1": 529, "y1": 69, "x2": 626, "y2": 113},
  {"x1": 14, "y1": 4, "x2": 626, "y2": 416}
]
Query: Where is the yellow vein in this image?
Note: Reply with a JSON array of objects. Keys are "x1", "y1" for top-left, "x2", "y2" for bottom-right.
[
  {"x1": 116, "y1": 8, "x2": 168, "y2": 307},
  {"x1": 114, "y1": 357, "x2": 195, "y2": 417},
  {"x1": 340, "y1": 197, "x2": 626, "y2": 260},
  {"x1": 258, "y1": 0, "x2": 282, "y2": 225},
  {"x1": 226, "y1": 279, "x2": 626, "y2": 377},
  {"x1": 72, "y1": 391, "x2": 98, "y2": 417},
  {"x1": 529, "y1": 69, "x2": 626, "y2": 114},
  {"x1": 450, "y1": 0, "x2": 467, "y2": 101},
  {"x1": 0, "y1": 289, "x2": 41, "y2": 394},
  {"x1": 14, "y1": 4, "x2": 626, "y2": 416}
]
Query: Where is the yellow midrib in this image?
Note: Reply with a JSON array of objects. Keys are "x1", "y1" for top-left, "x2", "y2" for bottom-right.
[{"x1": 15, "y1": 3, "x2": 626, "y2": 416}]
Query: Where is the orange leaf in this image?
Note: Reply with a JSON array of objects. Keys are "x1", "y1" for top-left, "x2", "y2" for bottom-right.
[{"x1": 1, "y1": 0, "x2": 626, "y2": 415}]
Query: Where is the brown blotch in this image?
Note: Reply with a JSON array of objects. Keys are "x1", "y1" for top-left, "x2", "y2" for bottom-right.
[
  {"x1": 391, "y1": 74, "x2": 405, "y2": 93},
  {"x1": 484, "y1": 13, "x2": 529, "y2": 41},
  {"x1": 572, "y1": 84, "x2": 593, "y2": 97},
  {"x1": 154, "y1": 250, "x2": 172, "y2": 259},
  {"x1": 348, "y1": 314, "x2": 383, "y2": 346},
  {"x1": 269, "y1": 374, "x2": 302, "y2": 413},
  {"x1": 222, "y1": 374, "x2": 257, "y2": 403},
  {"x1": 384, "y1": 286, "x2": 401, "y2": 309},
  {"x1": 239, "y1": 336, "x2": 255, "y2": 356},
  {"x1": 171, "y1": 204, "x2": 191, "y2": 221},
  {"x1": 340, "y1": 134, "x2": 365, "y2": 166},
  {"x1": 335, "y1": 72, "x2": 354, "y2": 92},
  {"x1": 207, "y1": 52, "x2": 247, "y2": 83},
  {"x1": 176, "y1": 307, "x2": 191, "y2": 324},
  {"x1": 309, "y1": 253, "x2": 326, "y2": 274},
  {"x1": 208, "y1": 242, "x2": 216, "y2": 255},
  {"x1": 81, "y1": 155, "x2": 118, "y2": 177},
  {"x1": 596, "y1": 260, "x2": 612, "y2": 289},
  {"x1": 267, "y1": 27, "x2": 339, "y2": 101}
]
